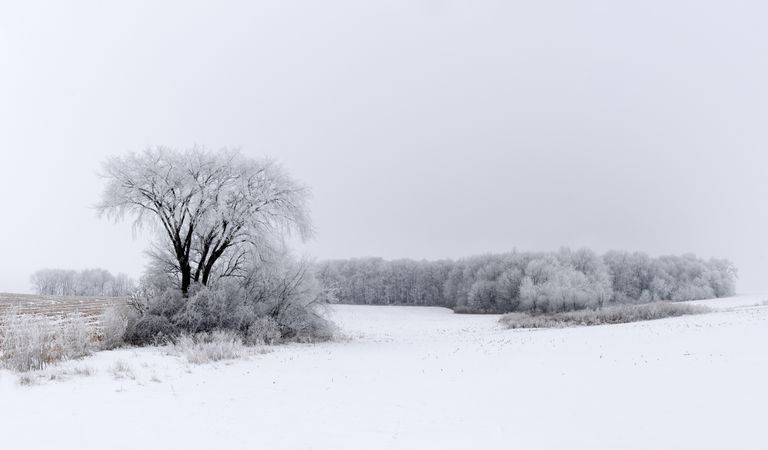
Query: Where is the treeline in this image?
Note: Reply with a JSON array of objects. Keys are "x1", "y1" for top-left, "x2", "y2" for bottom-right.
[
  {"x1": 315, "y1": 249, "x2": 737, "y2": 313},
  {"x1": 30, "y1": 269, "x2": 136, "y2": 297}
]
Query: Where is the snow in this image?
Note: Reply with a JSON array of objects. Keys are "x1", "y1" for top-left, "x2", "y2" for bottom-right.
[
  {"x1": 687, "y1": 294, "x2": 767, "y2": 310},
  {"x1": 1, "y1": 295, "x2": 767, "y2": 450}
]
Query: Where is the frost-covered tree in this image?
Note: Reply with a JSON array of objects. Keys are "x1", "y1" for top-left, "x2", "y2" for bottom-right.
[
  {"x1": 30, "y1": 268, "x2": 135, "y2": 296},
  {"x1": 316, "y1": 248, "x2": 736, "y2": 313},
  {"x1": 98, "y1": 148, "x2": 311, "y2": 295},
  {"x1": 518, "y1": 276, "x2": 537, "y2": 311},
  {"x1": 468, "y1": 280, "x2": 498, "y2": 312},
  {"x1": 495, "y1": 267, "x2": 523, "y2": 310},
  {"x1": 604, "y1": 252, "x2": 737, "y2": 302}
]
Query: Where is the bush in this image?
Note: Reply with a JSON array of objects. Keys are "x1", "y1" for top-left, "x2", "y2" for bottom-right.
[
  {"x1": 0, "y1": 313, "x2": 94, "y2": 372},
  {"x1": 246, "y1": 316, "x2": 281, "y2": 345},
  {"x1": 171, "y1": 283, "x2": 255, "y2": 334},
  {"x1": 173, "y1": 331, "x2": 246, "y2": 364},
  {"x1": 277, "y1": 304, "x2": 335, "y2": 343},
  {"x1": 98, "y1": 305, "x2": 133, "y2": 350},
  {"x1": 499, "y1": 302, "x2": 710, "y2": 329},
  {"x1": 146, "y1": 288, "x2": 187, "y2": 319},
  {"x1": 123, "y1": 315, "x2": 178, "y2": 346},
  {"x1": 126, "y1": 249, "x2": 336, "y2": 349}
]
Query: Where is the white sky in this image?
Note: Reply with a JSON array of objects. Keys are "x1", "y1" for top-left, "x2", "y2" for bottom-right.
[{"x1": 1, "y1": 1, "x2": 767, "y2": 294}]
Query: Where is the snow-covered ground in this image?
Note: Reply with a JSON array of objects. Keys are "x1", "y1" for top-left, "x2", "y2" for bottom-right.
[{"x1": 1, "y1": 296, "x2": 767, "y2": 450}]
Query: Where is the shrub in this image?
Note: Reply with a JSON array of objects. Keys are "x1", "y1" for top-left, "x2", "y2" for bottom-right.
[
  {"x1": 98, "y1": 305, "x2": 133, "y2": 350},
  {"x1": 123, "y1": 315, "x2": 178, "y2": 346},
  {"x1": 499, "y1": 302, "x2": 710, "y2": 329},
  {"x1": 171, "y1": 282, "x2": 255, "y2": 334},
  {"x1": 173, "y1": 331, "x2": 246, "y2": 364},
  {"x1": 277, "y1": 304, "x2": 335, "y2": 343},
  {"x1": 126, "y1": 249, "x2": 336, "y2": 349},
  {"x1": 246, "y1": 316, "x2": 281, "y2": 345},
  {"x1": 146, "y1": 288, "x2": 187, "y2": 319}
]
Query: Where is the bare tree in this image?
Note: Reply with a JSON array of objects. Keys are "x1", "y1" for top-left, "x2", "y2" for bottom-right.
[
  {"x1": 30, "y1": 268, "x2": 135, "y2": 296},
  {"x1": 97, "y1": 147, "x2": 312, "y2": 295}
]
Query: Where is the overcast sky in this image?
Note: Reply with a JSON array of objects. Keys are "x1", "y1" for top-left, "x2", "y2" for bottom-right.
[{"x1": 1, "y1": 0, "x2": 767, "y2": 294}]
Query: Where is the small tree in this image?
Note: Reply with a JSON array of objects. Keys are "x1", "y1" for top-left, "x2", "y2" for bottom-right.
[{"x1": 98, "y1": 148, "x2": 311, "y2": 295}]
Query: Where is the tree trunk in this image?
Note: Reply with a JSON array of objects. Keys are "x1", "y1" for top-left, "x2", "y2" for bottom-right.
[
  {"x1": 200, "y1": 243, "x2": 230, "y2": 286},
  {"x1": 180, "y1": 260, "x2": 192, "y2": 296}
]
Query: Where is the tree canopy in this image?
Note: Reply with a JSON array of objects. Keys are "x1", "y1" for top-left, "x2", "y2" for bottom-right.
[
  {"x1": 98, "y1": 148, "x2": 311, "y2": 295},
  {"x1": 316, "y1": 249, "x2": 737, "y2": 313}
]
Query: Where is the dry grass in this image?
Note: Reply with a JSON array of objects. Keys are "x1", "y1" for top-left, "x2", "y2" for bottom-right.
[
  {"x1": 0, "y1": 294, "x2": 135, "y2": 373},
  {"x1": 14, "y1": 364, "x2": 96, "y2": 386},
  {"x1": 0, "y1": 312, "x2": 95, "y2": 372},
  {"x1": 245, "y1": 316, "x2": 281, "y2": 345},
  {"x1": 16, "y1": 372, "x2": 39, "y2": 386},
  {"x1": 71, "y1": 365, "x2": 96, "y2": 377},
  {"x1": 0, "y1": 293, "x2": 130, "y2": 372},
  {"x1": 110, "y1": 360, "x2": 136, "y2": 380},
  {"x1": 499, "y1": 302, "x2": 710, "y2": 329},
  {"x1": 172, "y1": 331, "x2": 247, "y2": 364},
  {"x1": 0, "y1": 293, "x2": 128, "y2": 324}
]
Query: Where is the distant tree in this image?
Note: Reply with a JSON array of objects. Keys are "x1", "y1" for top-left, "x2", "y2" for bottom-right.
[
  {"x1": 97, "y1": 148, "x2": 311, "y2": 295},
  {"x1": 518, "y1": 276, "x2": 538, "y2": 311},
  {"x1": 706, "y1": 258, "x2": 738, "y2": 297},
  {"x1": 495, "y1": 267, "x2": 523, "y2": 310},
  {"x1": 468, "y1": 280, "x2": 498, "y2": 312},
  {"x1": 316, "y1": 249, "x2": 736, "y2": 313},
  {"x1": 30, "y1": 268, "x2": 135, "y2": 296}
]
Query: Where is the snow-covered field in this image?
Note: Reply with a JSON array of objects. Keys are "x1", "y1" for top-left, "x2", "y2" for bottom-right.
[{"x1": 1, "y1": 296, "x2": 767, "y2": 450}]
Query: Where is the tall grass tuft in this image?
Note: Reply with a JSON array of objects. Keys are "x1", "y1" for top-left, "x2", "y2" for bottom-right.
[
  {"x1": 173, "y1": 330, "x2": 246, "y2": 364},
  {"x1": 0, "y1": 312, "x2": 94, "y2": 372}
]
